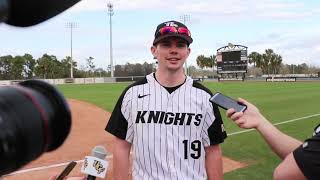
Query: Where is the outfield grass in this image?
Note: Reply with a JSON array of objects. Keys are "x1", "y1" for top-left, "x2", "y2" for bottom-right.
[
  {"x1": 58, "y1": 83, "x2": 129, "y2": 111},
  {"x1": 58, "y1": 82, "x2": 320, "y2": 179}
]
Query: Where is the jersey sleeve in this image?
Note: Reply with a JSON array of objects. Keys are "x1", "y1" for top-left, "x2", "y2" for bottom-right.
[
  {"x1": 105, "y1": 87, "x2": 133, "y2": 143},
  {"x1": 293, "y1": 124, "x2": 320, "y2": 179},
  {"x1": 202, "y1": 102, "x2": 227, "y2": 147}
]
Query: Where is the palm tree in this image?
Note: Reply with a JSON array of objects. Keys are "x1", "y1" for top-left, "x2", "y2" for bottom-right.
[
  {"x1": 274, "y1": 54, "x2": 282, "y2": 74},
  {"x1": 269, "y1": 53, "x2": 277, "y2": 74},
  {"x1": 196, "y1": 55, "x2": 207, "y2": 69},
  {"x1": 209, "y1": 55, "x2": 216, "y2": 68},
  {"x1": 261, "y1": 49, "x2": 275, "y2": 75},
  {"x1": 248, "y1": 52, "x2": 262, "y2": 67}
]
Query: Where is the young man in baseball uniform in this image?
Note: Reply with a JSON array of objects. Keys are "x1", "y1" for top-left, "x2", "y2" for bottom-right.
[{"x1": 106, "y1": 20, "x2": 227, "y2": 180}]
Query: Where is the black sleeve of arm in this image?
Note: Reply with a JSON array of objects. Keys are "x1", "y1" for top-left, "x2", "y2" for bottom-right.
[
  {"x1": 208, "y1": 105, "x2": 227, "y2": 145},
  {"x1": 105, "y1": 90, "x2": 129, "y2": 140}
]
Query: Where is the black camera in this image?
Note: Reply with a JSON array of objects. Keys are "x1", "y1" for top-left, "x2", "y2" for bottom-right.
[
  {"x1": 0, "y1": 0, "x2": 80, "y2": 176},
  {"x1": 0, "y1": 0, "x2": 81, "y2": 27},
  {"x1": 0, "y1": 80, "x2": 71, "y2": 176}
]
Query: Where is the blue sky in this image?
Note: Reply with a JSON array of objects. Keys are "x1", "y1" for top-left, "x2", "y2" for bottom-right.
[{"x1": 1, "y1": 0, "x2": 320, "y2": 70}]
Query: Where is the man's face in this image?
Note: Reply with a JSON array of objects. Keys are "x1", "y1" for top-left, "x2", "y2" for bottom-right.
[{"x1": 151, "y1": 37, "x2": 191, "y2": 71}]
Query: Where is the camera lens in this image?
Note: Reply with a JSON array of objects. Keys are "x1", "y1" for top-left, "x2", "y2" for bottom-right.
[{"x1": 0, "y1": 80, "x2": 71, "y2": 176}]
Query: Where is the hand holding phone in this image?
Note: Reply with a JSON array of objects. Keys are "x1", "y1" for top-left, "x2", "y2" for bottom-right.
[{"x1": 209, "y1": 92, "x2": 247, "y2": 112}]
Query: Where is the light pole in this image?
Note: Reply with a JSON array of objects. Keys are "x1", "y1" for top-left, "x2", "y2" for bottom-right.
[
  {"x1": 180, "y1": 14, "x2": 190, "y2": 76},
  {"x1": 107, "y1": 3, "x2": 114, "y2": 77},
  {"x1": 66, "y1": 22, "x2": 77, "y2": 78}
]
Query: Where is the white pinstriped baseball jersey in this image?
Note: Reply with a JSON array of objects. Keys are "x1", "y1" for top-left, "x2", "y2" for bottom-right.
[{"x1": 106, "y1": 73, "x2": 227, "y2": 180}]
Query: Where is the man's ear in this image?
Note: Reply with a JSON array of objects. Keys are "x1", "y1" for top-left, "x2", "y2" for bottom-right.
[
  {"x1": 187, "y1": 47, "x2": 191, "y2": 56},
  {"x1": 151, "y1": 46, "x2": 157, "y2": 59}
]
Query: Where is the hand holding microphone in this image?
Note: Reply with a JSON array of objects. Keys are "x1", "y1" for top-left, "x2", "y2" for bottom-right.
[
  {"x1": 81, "y1": 146, "x2": 108, "y2": 180},
  {"x1": 49, "y1": 145, "x2": 108, "y2": 180}
]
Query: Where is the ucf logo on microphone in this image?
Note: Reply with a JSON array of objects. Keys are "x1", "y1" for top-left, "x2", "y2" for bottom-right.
[
  {"x1": 81, "y1": 156, "x2": 108, "y2": 178},
  {"x1": 93, "y1": 160, "x2": 105, "y2": 174},
  {"x1": 83, "y1": 158, "x2": 88, "y2": 169}
]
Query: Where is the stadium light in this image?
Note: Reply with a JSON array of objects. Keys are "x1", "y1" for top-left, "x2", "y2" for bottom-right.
[
  {"x1": 66, "y1": 22, "x2": 77, "y2": 78},
  {"x1": 107, "y1": 2, "x2": 114, "y2": 77}
]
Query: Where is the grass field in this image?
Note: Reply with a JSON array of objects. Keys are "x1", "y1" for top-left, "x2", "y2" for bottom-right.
[{"x1": 58, "y1": 81, "x2": 320, "y2": 179}]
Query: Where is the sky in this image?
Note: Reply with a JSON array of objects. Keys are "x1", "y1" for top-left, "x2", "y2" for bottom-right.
[{"x1": 1, "y1": 0, "x2": 320, "y2": 70}]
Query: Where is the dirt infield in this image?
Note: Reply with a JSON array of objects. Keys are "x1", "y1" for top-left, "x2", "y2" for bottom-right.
[{"x1": 3, "y1": 99, "x2": 246, "y2": 180}]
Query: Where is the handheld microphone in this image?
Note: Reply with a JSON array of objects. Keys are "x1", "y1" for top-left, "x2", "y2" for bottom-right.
[{"x1": 81, "y1": 146, "x2": 108, "y2": 180}]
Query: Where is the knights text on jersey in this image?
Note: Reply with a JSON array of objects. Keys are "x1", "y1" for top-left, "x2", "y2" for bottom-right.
[{"x1": 106, "y1": 73, "x2": 227, "y2": 180}]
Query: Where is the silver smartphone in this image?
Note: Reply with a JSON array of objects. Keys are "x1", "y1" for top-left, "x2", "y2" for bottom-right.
[{"x1": 209, "y1": 92, "x2": 247, "y2": 112}]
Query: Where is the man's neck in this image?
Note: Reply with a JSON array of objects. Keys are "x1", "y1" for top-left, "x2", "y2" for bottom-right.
[{"x1": 155, "y1": 69, "x2": 186, "y2": 87}]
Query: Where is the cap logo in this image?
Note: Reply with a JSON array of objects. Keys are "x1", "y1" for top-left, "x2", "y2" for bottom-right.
[{"x1": 164, "y1": 22, "x2": 178, "y2": 27}]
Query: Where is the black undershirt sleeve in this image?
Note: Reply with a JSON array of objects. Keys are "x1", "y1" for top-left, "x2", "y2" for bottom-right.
[
  {"x1": 208, "y1": 104, "x2": 227, "y2": 145},
  {"x1": 105, "y1": 89, "x2": 129, "y2": 140},
  {"x1": 293, "y1": 126, "x2": 320, "y2": 180}
]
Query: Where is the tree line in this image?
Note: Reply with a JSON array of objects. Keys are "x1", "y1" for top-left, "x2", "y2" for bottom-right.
[
  {"x1": 248, "y1": 49, "x2": 282, "y2": 74},
  {"x1": 0, "y1": 53, "x2": 159, "y2": 80},
  {"x1": 2, "y1": 49, "x2": 319, "y2": 81},
  {"x1": 114, "y1": 62, "x2": 155, "y2": 77},
  {"x1": 0, "y1": 53, "x2": 111, "y2": 80}
]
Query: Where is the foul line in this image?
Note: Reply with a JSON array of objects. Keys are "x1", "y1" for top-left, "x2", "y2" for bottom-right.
[
  {"x1": 5, "y1": 155, "x2": 114, "y2": 177},
  {"x1": 228, "y1": 113, "x2": 320, "y2": 136},
  {"x1": 6, "y1": 113, "x2": 320, "y2": 176}
]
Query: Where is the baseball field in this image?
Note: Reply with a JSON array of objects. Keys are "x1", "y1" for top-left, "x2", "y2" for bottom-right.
[
  {"x1": 54, "y1": 81, "x2": 320, "y2": 179},
  {"x1": 5, "y1": 81, "x2": 319, "y2": 179}
]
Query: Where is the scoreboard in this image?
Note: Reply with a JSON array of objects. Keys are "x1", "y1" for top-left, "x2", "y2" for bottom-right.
[{"x1": 216, "y1": 49, "x2": 248, "y2": 73}]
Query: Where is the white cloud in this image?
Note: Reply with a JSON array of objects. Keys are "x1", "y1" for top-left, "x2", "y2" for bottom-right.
[
  {"x1": 258, "y1": 11, "x2": 313, "y2": 20},
  {"x1": 176, "y1": 1, "x2": 248, "y2": 15},
  {"x1": 70, "y1": 0, "x2": 167, "y2": 12},
  {"x1": 70, "y1": 0, "x2": 320, "y2": 22}
]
